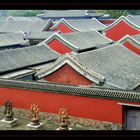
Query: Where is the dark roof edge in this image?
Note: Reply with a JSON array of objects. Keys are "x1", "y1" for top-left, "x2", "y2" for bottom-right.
[
  {"x1": 0, "y1": 78, "x2": 140, "y2": 102},
  {"x1": 0, "y1": 58, "x2": 57, "y2": 75}
]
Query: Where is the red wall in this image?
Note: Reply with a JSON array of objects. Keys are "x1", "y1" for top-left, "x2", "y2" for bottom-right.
[
  {"x1": 99, "y1": 19, "x2": 115, "y2": 25},
  {"x1": 47, "y1": 38, "x2": 72, "y2": 54},
  {"x1": 105, "y1": 20, "x2": 140, "y2": 41},
  {"x1": 0, "y1": 87, "x2": 124, "y2": 124},
  {"x1": 44, "y1": 64, "x2": 93, "y2": 86},
  {"x1": 53, "y1": 23, "x2": 74, "y2": 33},
  {"x1": 123, "y1": 41, "x2": 140, "y2": 55}
]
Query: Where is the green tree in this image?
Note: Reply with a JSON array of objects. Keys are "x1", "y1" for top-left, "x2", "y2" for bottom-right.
[
  {"x1": 7, "y1": 10, "x2": 45, "y2": 17},
  {"x1": 126, "y1": 10, "x2": 140, "y2": 15},
  {"x1": 96, "y1": 10, "x2": 129, "y2": 18},
  {"x1": 96, "y1": 10, "x2": 140, "y2": 18}
]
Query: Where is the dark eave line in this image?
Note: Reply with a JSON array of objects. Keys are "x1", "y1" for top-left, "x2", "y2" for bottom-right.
[{"x1": 0, "y1": 79, "x2": 139, "y2": 102}]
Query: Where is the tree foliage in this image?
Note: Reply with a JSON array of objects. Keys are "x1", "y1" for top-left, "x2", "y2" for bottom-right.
[
  {"x1": 7, "y1": 10, "x2": 45, "y2": 17},
  {"x1": 96, "y1": 10, "x2": 140, "y2": 18},
  {"x1": 1, "y1": 10, "x2": 140, "y2": 18}
]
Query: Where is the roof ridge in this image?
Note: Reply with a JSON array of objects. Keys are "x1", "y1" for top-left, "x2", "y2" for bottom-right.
[
  {"x1": 38, "y1": 42, "x2": 61, "y2": 56},
  {"x1": 91, "y1": 28, "x2": 113, "y2": 42},
  {"x1": 44, "y1": 32, "x2": 80, "y2": 51},
  {"x1": 35, "y1": 53, "x2": 105, "y2": 85},
  {"x1": 91, "y1": 17, "x2": 106, "y2": 27},
  {"x1": 102, "y1": 15, "x2": 140, "y2": 32},
  {"x1": 50, "y1": 18, "x2": 80, "y2": 31},
  {"x1": 118, "y1": 34, "x2": 140, "y2": 48}
]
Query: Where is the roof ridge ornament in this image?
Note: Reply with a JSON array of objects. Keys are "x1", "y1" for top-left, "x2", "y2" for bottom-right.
[{"x1": 35, "y1": 53, "x2": 105, "y2": 85}]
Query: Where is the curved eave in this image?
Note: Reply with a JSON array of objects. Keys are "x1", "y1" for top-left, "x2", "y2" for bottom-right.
[
  {"x1": 50, "y1": 18, "x2": 80, "y2": 32},
  {"x1": 0, "y1": 43, "x2": 21, "y2": 48},
  {"x1": 43, "y1": 33, "x2": 80, "y2": 51},
  {"x1": 35, "y1": 54, "x2": 105, "y2": 85},
  {"x1": 36, "y1": 42, "x2": 61, "y2": 56},
  {"x1": 91, "y1": 28, "x2": 113, "y2": 43},
  {"x1": 92, "y1": 17, "x2": 107, "y2": 27},
  {"x1": 118, "y1": 34, "x2": 140, "y2": 49},
  {"x1": 133, "y1": 83, "x2": 140, "y2": 90},
  {"x1": 102, "y1": 16, "x2": 140, "y2": 32},
  {"x1": 42, "y1": 19, "x2": 53, "y2": 31}
]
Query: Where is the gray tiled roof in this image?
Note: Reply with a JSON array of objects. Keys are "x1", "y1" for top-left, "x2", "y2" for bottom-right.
[
  {"x1": 51, "y1": 18, "x2": 106, "y2": 32},
  {"x1": 35, "y1": 53, "x2": 105, "y2": 85},
  {"x1": 25, "y1": 31, "x2": 55, "y2": 40},
  {"x1": 118, "y1": 34, "x2": 140, "y2": 50},
  {"x1": 5, "y1": 16, "x2": 43, "y2": 21},
  {"x1": 102, "y1": 16, "x2": 140, "y2": 32},
  {"x1": 0, "y1": 44, "x2": 59, "y2": 74},
  {"x1": 72, "y1": 44, "x2": 140, "y2": 90},
  {"x1": 0, "y1": 78, "x2": 140, "y2": 102},
  {"x1": 0, "y1": 33, "x2": 27, "y2": 47},
  {"x1": 0, "y1": 19, "x2": 52, "y2": 33},
  {"x1": 38, "y1": 10, "x2": 88, "y2": 18},
  {"x1": 87, "y1": 10, "x2": 104, "y2": 17},
  {"x1": 0, "y1": 69, "x2": 34, "y2": 79},
  {"x1": 58, "y1": 30, "x2": 113, "y2": 50},
  {"x1": 132, "y1": 33, "x2": 140, "y2": 43},
  {"x1": 35, "y1": 43, "x2": 140, "y2": 90},
  {"x1": 66, "y1": 18, "x2": 106, "y2": 31},
  {"x1": 126, "y1": 15, "x2": 140, "y2": 27},
  {"x1": 0, "y1": 21, "x2": 4, "y2": 26}
]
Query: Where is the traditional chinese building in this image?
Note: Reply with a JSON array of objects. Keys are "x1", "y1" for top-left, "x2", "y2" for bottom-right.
[
  {"x1": 50, "y1": 18, "x2": 106, "y2": 33},
  {"x1": 25, "y1": 31, "x2": 55, "y2": 46},
  {"x1": 44, "y1": 30, "x2": 113, "y2": 54},
  {"x1": 0, "y1": 78, "x2": 140, "y2": 130},
  {"x1": 4, "y1": 16, "x2": 43, "y2": 22},
  {"x1": 0, "y1": 12, "x2": 139, "y2": 130},
  {"x1": 34, "y1": 43, "x2": 140, "y2": 92},
  {"x1": 118, "y1": 34, "x2": 140, "y2": 55},
  {"x1": 0, "y1": 19, "x2": 54, "y2": 34},
  {"x1": 0, "y1": 43, "x2": 59, "y2": 80},
  {"x1": 102, "y1": 16, "x2": 140, "y2": 41},
  {"x1": 37, "y1": 10, "x2": 104, "y2": 21},
  {"x1": 0, "y1": 32, "x2": 28, "y2": 50},
  {"x1": 0, "y1": 62, "x2": 57, "y2": 81}
]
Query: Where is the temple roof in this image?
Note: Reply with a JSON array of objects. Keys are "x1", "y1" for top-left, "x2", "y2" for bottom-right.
[
  {"x1": 5, "y1": 16, "x2": 43, "y2": 21},
  {"x1": 0, "y1": 43, "x2": 59, "y2": 74},
  {"x1": 37, "y1": 10, "x2": 104, "y2": 19},
  {"x1": 131, "y1": 33, "x2": 140, "y2": 43},
  {"x1": 73, "y1": 44, "x2": 140, "y2": 90},
  {"x1": 0, "y1": 69, "x2": 35, "y2": 79},
  {"x1": 37, "y1": 10, "x2": 88, "y2": 18},
  {"x1": 126, "y1": 15, "x2": 140, "y2": 27},
  {"x1": 0, "y1": 19, "x2": 53, "y2": 33},
  {"x1": 44, "y1": 30, "x2": 113, "y2": 52},
  {"x1": 25, "y1": 31, "x2": 55, "y2": 40},
  {"x1": 50, "y1": 18, "x2": 106, "y2": 31},
  {"x1": 59, "y1": 30, "x2": 113, "y2": 49},
  {"x1": 102, "y1": 16, "x2": 140, "y2": 32},
  {"x1": 35, "y1": 53, "x2": 105, "y2": 85},
  {"x1": 118, "y1": 34, "x2": 140, "y2": 50},
  {"x1": 0, "y1": 32, "x2": 27, "y2": 47},
  {"x1": 87, "y1": 10, "x2": 104, "y2": 17},
  {"x1": 35, "y1": 43, "x2": 140, "y2": 90}
]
